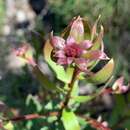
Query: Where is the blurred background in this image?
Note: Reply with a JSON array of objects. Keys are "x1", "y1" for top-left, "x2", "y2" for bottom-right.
[{"x1": 0, "y1": 0, "x2": 130, "y2": 130}]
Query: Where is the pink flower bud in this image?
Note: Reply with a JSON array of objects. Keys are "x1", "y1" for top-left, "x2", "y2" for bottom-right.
[
  {"x1": 112, "y1": 77, "x2": 129, "y2": 94},
  {"x1": 69, "y1": 16, "x2": 84, "y2": 42}
]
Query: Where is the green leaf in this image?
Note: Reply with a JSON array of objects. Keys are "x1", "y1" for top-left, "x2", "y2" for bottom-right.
[
  {"x1": 68, "y1": 80, "x2": 79, "y2": 106},
  {"x1": 40, "y1": 127, "x2": 48, "y2": 130},
  {"x1": 88, "y1": 60, "x2": 100, "y2": 70},
  {"x1": 91, "y1": 15, "x2": 101, "y2": 41},
  {"x1": 43, "y1": 40, "x2": 74, "y2": 83},
  {"x1": 86, "y1": 59, "x2": 114, "y2": 85},
  {"x1": 87, "y1": 26, "x2": 104, "y2": 69},
  {"x1": 33, "y1": 65, "x2": 63, "y2": 92},
  {"x1": 45, "y1": 101, "x2": 53, "y2": 110},
  {"x1": 70, "y1": 80, "x2": 79, "y2": 97},
  {"x1": 47, "y1": 116, "x2": 57, "y2": 123},
  {"x1": 66, "y1": 67, "x2": 75, "y2": 83},
  {"x1": 26, "y1": 120, "x2": 33, "y2": 130},
  {"x1": 62, "y1": 109, "x2": 80, "y2": 130},
  {"x1": 4, "y1": 121, "x2": 14, "y2": 130},
  {"x1": 78, "y1": 116, "x2": 89, "y2": 128},
  {"x1": 77, "y1": 72, "x2": 85, "y2": 80},
  {"x1": 82, "y1": 18, "x2": 91, "y2": 39},
  {"x1": 26, "y1": 94, "x2": 42, "y2": 112},
  {"x1": 72, "y1": 95, "x2": 94, "y2": 103},
  {"x1": 91, "y1": 25, "x2": 104, "y2": 51}
]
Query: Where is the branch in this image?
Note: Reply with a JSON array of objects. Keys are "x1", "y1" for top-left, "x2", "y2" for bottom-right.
[
  {"x1": 5, "y1": 112, "x2": 59, "y2": 122},
  {"x1": 79, "y1": 115, "x2": 112, "y2": 130}
]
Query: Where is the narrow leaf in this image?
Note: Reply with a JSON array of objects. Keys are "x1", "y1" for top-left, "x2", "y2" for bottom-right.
[
  {"x1": 87, "y1": 26, "x2": 104, "y2": 69},
  {"x1": 91, "y1": 25, "x2": 104, "y2": 51},
  {"x1": 82, "y1": 18, "x2": 91, "y2": 39},
  {"x1": 62, "y1": 109, "x2": 80, "y2": 130},
  {"x1": 72, "y1": 95, "x2": 94, "y2": 103},
  {"x1": 91, "y1": 15, "x2": 101, "y2": 41},
  {"x1": 86, "y1": 59, "x2": 114, "y2": 85}
]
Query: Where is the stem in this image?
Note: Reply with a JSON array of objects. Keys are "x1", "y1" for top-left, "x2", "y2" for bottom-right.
[
  {"x1": 60, "y1": 67, "x2": 79, "y2": 114},
  {"x1": 4, "y1": 112, "x2": 59, "y2": 122},
  {"x1": 78, "y1": 115, "x2": 112, "y2": 130}
]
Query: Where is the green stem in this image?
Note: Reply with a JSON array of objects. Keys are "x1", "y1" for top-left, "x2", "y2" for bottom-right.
[{"x1": 60, "y1": 67, "x2": 79, "y2": 115}]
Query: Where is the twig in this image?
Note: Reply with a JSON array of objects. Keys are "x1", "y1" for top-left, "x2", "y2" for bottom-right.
[
  {"x1": 4, "y1": 112, "x2": 59, "y2": 122},
  {"x1": 79, "y1": 115, "x2": 112, "y2": 130}
]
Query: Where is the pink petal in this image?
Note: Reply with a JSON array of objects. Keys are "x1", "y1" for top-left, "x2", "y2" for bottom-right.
[
  {"x1": 82, "y1": 50, "x2": 109, "y2": 60},
  {"x1": 57, "y1": 58, "x2": 67, "y2": 65},
  {"x1": 75, "y1": 58, "x2": 88, "y2": 72},
  {"x1": 102, "y1": 121, "x2": 108, "y2": 127},
  {"x1": 98, "y1": 51, "x2": 109, "y2": 60},
  {"x1": 55, "y1": 50, "x2": 66, "y2": 58},
  {"x1": 119, "y1": 85, "x2": 129, "y2": 93},
  {"x1": 50, "y1": 33, "x2": 65, "y2": 49},
  {"x1": 66, "y1": 36, "x2": 76, "y2": 45},
  {"x1": 67, "y1": 57, "x2": 74, "y2": 64},
  {"x1": 81, "y1": 40, "x2": 92, "y2": 49},
  {"x1": 115, "y1": 77, "x2": 124, "y2": 86}
]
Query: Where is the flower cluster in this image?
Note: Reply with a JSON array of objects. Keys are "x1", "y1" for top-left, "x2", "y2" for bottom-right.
[
  {"x1": 13, "y1": 44, "x2": 36, "y2": 67},
  {"x1": 50, "y1": 16, "x2": 109, "y2": 72}
]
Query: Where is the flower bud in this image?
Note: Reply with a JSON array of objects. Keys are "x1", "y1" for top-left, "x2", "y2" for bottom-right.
[
  {"x1": 112, "y1": 77, "x2": 129, "y2": 94},
  {"x1": 69, "y1": 16, "x2": 84, "y2": 42}
]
